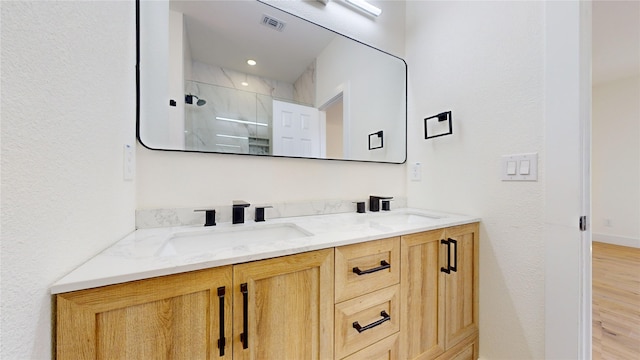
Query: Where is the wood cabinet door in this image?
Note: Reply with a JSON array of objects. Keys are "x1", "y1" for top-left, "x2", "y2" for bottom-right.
[
  {"x1": 232, "y1": 249, "x2": 334, "y2": 360},
  {"x1": 56, "y1": 266, "x2": 233, "y2": 360},
  {"x1": 443, "y1": 223, "x2": 479, "y2": 349},
  {"x1": 400, "y1": 229, "x2": 446, "y2": 360}
]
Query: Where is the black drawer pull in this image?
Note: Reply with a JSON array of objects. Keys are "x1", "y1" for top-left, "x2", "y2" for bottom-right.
[
  {"x1": 440, "y1": 239, "x2": 451, "y2": 274},
  {"x1": 240, "y1": 283, "x2": 248, "y2": 349},
  {"x1": 353, "y1": 260, "x2": 390, "y2": 276},
  {"x1": 353, "y1": 310, "x2": 390, "y2": 333},
  {"x1": 449, "y1": 238, "x2": 458, "y2": 272},
  {"x1": 217, "y1": 286, "x2": 226, "y2": 356}
]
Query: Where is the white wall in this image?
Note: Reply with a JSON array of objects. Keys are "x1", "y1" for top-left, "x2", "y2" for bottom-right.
[
  {"x1": 316, "y1": 36, "x2": 405, "y2": 162},
  {"x1": 592, "y1": 75, "x2": 640, "y2": 248},
  {"x1": 0, "y1": 1, "x2": 136, "y2": 358},
  {"x1": 137, "y1": 0, "x2": 407, "y2": 210},
  {"x1": 406, "y1": 1, "x2": 545, "y2": 358}
]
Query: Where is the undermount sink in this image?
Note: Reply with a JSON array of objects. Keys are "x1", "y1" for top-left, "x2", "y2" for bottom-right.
[
  {"x1": 368, "y1": 211, "x2": 444, "y2": 226},
  {"x1": 157, "y1": 223, "x2": 313, "y2": 256}
]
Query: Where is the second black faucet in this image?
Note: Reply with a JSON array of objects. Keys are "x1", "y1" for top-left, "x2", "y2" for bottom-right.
[
  {"x1": 369, "y1": 196, "x2": 393, "y2": 212},
  {"x1": 232, "y1": 200, "x2": 251, "y2": 224}
]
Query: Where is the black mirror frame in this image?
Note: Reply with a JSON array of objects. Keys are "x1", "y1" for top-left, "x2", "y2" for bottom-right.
[{"x1": 135, "y1": 0, "x2": 407, "y2": 164}]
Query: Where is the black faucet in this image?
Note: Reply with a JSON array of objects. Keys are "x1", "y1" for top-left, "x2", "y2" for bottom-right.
[
  {"x1": 255, "y1": 205, "x2": 273, "y2": 222},
  {"x1": 369, "y1": 196, "x2": 393, "y2": 212},
  {"x1": 232, "y1": 201, "x2": 251, "y2": 224},
  {"x1": 194, "y1": 209, "x2": 216, "y2": 226}
]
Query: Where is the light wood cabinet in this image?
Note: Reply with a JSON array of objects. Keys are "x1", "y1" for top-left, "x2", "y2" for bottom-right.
[
  {"x1": 400, "y1": 223, "x2": 479, "y2": 360},
  {"x1": 56, "y1": 266, "x2": 233, "y2": 359},
  {"x1": 57, "y1": 223, "x2": 478, "y2": 360},
  {"x1": 57, "y1": 249, "x2": 334, "y2": 360}
]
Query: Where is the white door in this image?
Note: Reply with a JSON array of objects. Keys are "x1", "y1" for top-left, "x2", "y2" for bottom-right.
[
  {"x1": 544, "y1": 2, "x2": 592, "y2": 359},
  {"x1": 272, "y1": 100, "x2": 324, "y2": 157}
]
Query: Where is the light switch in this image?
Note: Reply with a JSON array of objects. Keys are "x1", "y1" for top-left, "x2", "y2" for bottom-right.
[{"x1": 501, "y1": 153, "x2": 538, "y2": 181}]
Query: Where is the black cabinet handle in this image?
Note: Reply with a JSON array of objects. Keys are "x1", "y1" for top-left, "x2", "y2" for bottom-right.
[
  {"x1": 353, "y1": 260, "x2": 390, "y2": 276},
  {"x1": 217, "y1": 287, "x2": 226, "y2": 356},
  {"x1": 352, "y1": 310, "x2": 391, "y2": 333},
  {"x1": 240, "y1": 283, "x2": 248, "y2": 349},
  {"x1": 441, "y1": 239, "x2": 451, "y2": 274},
  {"x1": 449, "y1": 238, "x2": 458, "y2": 272}
]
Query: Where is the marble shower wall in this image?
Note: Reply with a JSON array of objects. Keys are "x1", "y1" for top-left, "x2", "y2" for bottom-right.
[
  {"x1": 294, "y1": 61, "x2": 316, "y2": 106},
  {"x1": 184, "y1": 61, "x2": 315, "y2": 153}
]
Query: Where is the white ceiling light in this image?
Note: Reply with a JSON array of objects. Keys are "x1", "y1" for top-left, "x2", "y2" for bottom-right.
[
  {"x1": 216, "y1": 134, "x2": 249, "y2": 140},
  {"x1": 345, "y1": 0, "x2": 382, "y2": 17},
  {"x1": 216, "y1": 117, "x2": 268, "y2": 127},
  {"x1": 247, "y1": 59, "x2": 257, "y2": 66}
]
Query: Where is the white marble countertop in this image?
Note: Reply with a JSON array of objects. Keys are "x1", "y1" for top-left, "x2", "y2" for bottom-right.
[{"x1": 51, "y1": 208, "x2": 479, "y2": 294}]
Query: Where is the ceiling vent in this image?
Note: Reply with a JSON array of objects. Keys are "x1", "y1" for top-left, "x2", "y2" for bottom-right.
[{"x1": 260, "y1": 14, "x2": 286, "y2": 32}]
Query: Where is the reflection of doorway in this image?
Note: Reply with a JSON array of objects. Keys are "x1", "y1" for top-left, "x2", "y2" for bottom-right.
[
  {"x1": 322, "y1": 95, "x2": 343, "y2": 159},
  {"x1": 319, "y1": 82, "x2": 350, "y2": 159}
]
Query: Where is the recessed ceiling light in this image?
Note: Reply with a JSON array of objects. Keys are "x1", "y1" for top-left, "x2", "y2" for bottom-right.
[
  {"x1": 241, "y1": 81, "x2": 249, "y2": 87},
  {"x1": 247, "y1": 59, "x2": 257, "y2": 66}
]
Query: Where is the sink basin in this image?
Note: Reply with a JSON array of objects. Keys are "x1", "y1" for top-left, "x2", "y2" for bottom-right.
[
  {"x1": 157, "y1": 223, "x2": 313, "y2": 256},
  {"x1": 368, "y1": 211, "x2": 444, "y2": 226}
]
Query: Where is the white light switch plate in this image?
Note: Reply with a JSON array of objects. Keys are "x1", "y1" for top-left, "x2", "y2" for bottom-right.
[
  {"x1": 410, "y1": 162, "x2": 422, "y2": 181},
  {"x1": 501, "y1": 153, "x2": 537, "y2": 181}
]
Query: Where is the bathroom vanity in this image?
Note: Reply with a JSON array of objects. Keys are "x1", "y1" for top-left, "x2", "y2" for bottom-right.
[{"x1": 53, "y1": 209, "x2": 479, "y2": 359}]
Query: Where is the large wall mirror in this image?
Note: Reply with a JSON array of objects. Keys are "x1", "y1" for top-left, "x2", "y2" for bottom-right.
[{"x1": 137, "y1": 0, "x2": 407, "y2": 163}]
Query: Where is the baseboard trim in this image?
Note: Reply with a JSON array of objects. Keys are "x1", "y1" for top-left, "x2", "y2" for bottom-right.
[{"x1": 592, "y1": 233, "x2": 640, "y2": 248}]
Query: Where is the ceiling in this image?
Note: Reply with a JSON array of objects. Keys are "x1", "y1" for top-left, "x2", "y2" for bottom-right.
[
  {"x1": 592, "y1": 0, "x2": 640, "y2": 84},
  {"x1": 170, "y1": 1, "x2": 336, "y2": 84}
]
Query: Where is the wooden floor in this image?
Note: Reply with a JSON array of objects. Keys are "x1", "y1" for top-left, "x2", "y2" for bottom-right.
[{"x1": 592, "y1": 241, "x2": 640, "y2": 360}]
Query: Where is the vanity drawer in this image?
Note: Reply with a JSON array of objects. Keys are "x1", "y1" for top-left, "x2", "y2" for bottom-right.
[
  {"x1": 335, "y1": 285, "x2": 400, "y2": 359},
  {"x1": 341, "y1": 333, "x2": 399, "y2": 360},
  {"x1": 335, "y1": 237, "x2": 400, "y2": 302}
]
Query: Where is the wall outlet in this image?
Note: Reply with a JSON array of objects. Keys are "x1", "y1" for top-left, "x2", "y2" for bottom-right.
[
  {"x1": 123, "y1": 144, "x2": 135, "y2": 181},
  {"x1": 410, "y1": 162, "x2": 422, "y2": 181}
]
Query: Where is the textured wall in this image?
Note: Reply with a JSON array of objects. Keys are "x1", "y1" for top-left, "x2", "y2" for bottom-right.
[
  {"x1": 0, "y1": 1, "x2": 136, "y2": 358},
  {"x1": 405, "y1": 1, "x2": 545, "y2": 358},
  {"x1": 592, "y1": 75, "x2": 640, "y2": 247}
]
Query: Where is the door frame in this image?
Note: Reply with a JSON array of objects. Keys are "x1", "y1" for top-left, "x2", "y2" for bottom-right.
[
  {"x1": 318, "y1": 81, "x2": 351, "y2": 158},
  {"x1": 544, "y1": 1, "x2": 592, "y2": 359}
]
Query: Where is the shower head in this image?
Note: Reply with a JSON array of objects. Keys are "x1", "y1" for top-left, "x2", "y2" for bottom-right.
[{"x1": 185, "y1": 94, "x2": 207, "y2": 106}]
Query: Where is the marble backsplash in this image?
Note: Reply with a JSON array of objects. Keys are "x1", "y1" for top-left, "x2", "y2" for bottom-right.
[{"x1": 136, "y1": 197, "x2": 407, "y2": 229}]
